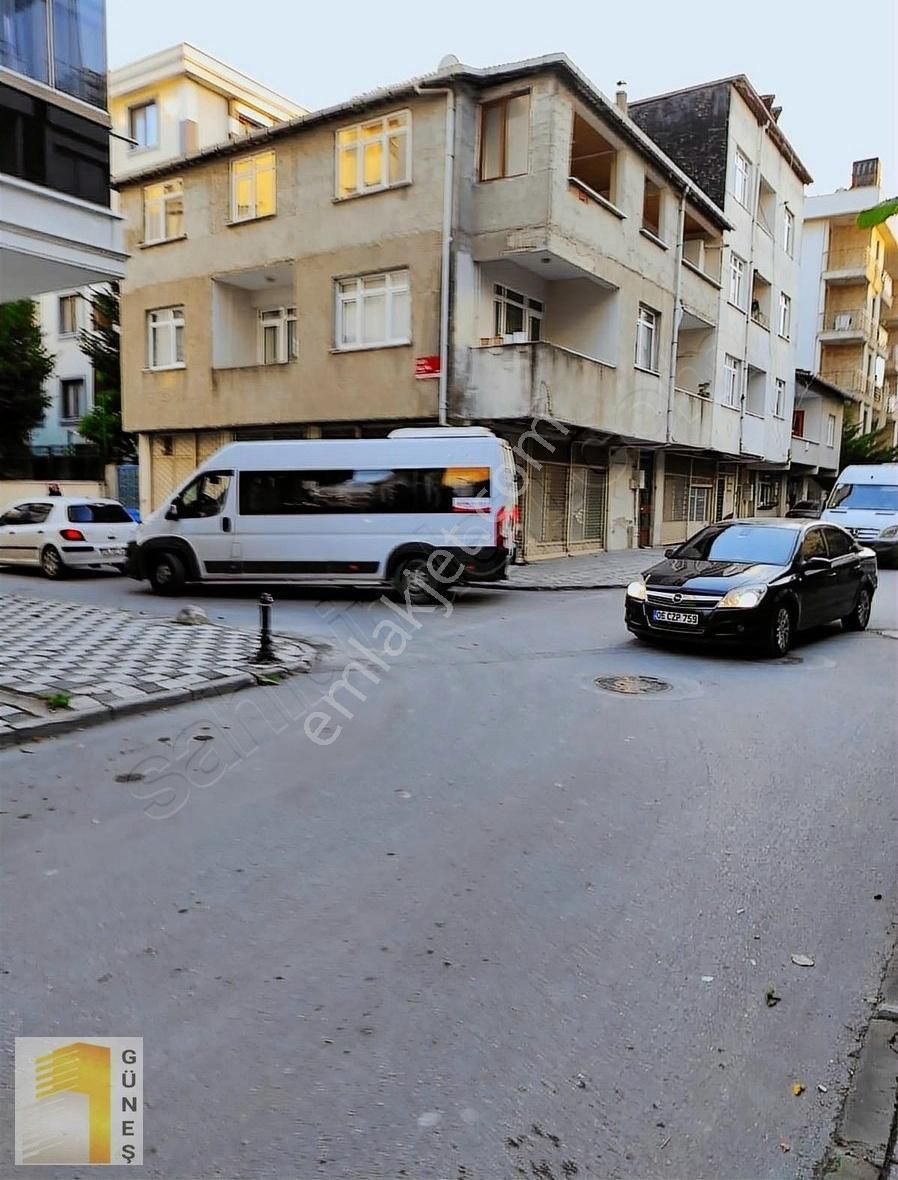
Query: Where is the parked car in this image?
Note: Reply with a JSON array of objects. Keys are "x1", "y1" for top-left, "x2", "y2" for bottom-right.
[
  {"x1": 0, "y1": 497, "x2": 137, "y2": 578},
  {"x1": 822, "y1": 463, "x2": 898, "y2": 565},
  {"x1": 625, "y1": 518, "x2": 877, "y2": 657},
  {"x1": 785, "y1": 499, "x2": 823, "y2": 519}
]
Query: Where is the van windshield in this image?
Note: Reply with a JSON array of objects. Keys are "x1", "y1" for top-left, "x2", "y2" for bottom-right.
[{"x1": 829, "y1": 483, "x2": 898, "y2": 511}]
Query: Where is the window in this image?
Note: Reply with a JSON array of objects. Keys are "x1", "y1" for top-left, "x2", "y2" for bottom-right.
[
  {"x1": 757, "y1": 474, "x2": 779, "y2": 510},
  {"x1": 259, "y1": 306, "x2": 297, "y2": 365},
  {"x1": 777, "y1": 292, "x2": 791, "y2": 339},
  {"x1": 826, "y1": 413, "x2": 837, "y2": 447},
  {"x1": 68, "y1": 502, "x2": 133, "y2": 524},
  {"x1": 728, "y1": 252, "x2": 747, "y2": 309},
  {"x1": 336, "y1": 109, "x2": 410, "y2": 198},
  {"x1": 129, "y1": 100, "x2": 158, "y2": 150},
  {"x1": 799, "y1": 528, "x2": 826, "y2": 560},
  {"x1": 774, "y1": 378, "x2": 787, "y2": 418},
  {"x1": 733, "y1": 147, "x2": 752, "y2": 207},
  {"x1": 635, "y1": 304, "x2": 660, "y2": 372},
  {"x1": 51, "y1": 0, "x2": 105, "y2": 106},
  {"x1": 60, "y1": 377, "x2": 87, "y2": 422},
  {"x1": 493, "y1": 285, "x2": 542, "y2": 342},
  {"x1": 792, "y1": 408, "x2": 805, "y2": 437},
  {"x1": 239, "y1": 467, "x2": 490, "y2": 515},
  {"x1": 0, "y1": 502, "x2": 52, "y2": 526},
  {"x1": 569, "y1": 113, "x2": 617, "y2": 204},
  {"x1": 143, "y1": 179, "x2": 184, "y2": 243},
  {"x1": 688, "y1": 484, "x2": 711, "y2": 522},
  {"x1": 723, "y1": 354, "x2": 743, "y2": 408},
  {"x1": 823, "y1": 526, "x2": 854, "y2": 558},
  {"x1": 231, "y1": 150, "x2": 276, "y2": 222},
  {"x1": 783, "y1": 207, "x2": 795, "y2": 256},
  {"x1": 829, "y1": 483, "x2": 898, "y2": 510},
  {"x1": 642, "y1": 177, "x2": 662, "y2": 238},
  {"x1": 147, "y1": 306, "x2": 185, "y2": 370},
  {"x1": 177, "y1": 472, "x2": 231, "y2": 519},
  {"x1": 0, "y1": 0, "x2": 50, "y2": 83},
  {"x1": 335, "y1": 270, "x2": 410, "y2": 350},
  {"x1": 58, "y1": 293, "x2": 79, "y2": 336},
  {"x1": 757, "y1": 175, "x2": 775, "y2": 235},
  {"x1": 480, "y1": 92, "x2": 530, "y2": 181}
]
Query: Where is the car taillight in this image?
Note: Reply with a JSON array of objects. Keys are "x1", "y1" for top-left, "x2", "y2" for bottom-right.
[
  {"x1": 496, "y1": 505, "x2": 519, "y2": 548},
  {"x1": 60, "y1": 528, "x2": 85, "y2": 541}
]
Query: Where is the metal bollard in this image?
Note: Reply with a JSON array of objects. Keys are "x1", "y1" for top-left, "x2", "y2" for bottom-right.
[{"x1": 255, "y1": 592, "x2": 276, "y2": 663}]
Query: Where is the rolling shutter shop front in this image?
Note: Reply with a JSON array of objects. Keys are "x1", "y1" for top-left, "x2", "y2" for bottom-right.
[{"x1": 523, "y1": 461, "x2": 608, "y2": 559}]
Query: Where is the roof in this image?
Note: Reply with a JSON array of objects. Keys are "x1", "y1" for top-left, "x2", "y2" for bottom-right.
[
  {"x1": 795, "y1": 369, "x2": 853, "y2": 403},
  {"x1": 630, "y1": 75, "x2": 813, "y2": 187},
  {"x1": 113, "y1": 52, "x2": 730, "y2": 230}
]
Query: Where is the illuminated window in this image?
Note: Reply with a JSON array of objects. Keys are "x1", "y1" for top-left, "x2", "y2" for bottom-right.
[
  {"x1": 336, "y1": 110, "x2": 410, "y2": 198},
  {"x1": 143, "y1": 179, "x2": 183, "y2": 243},
  {"x1": 230, "y1": 151, "x2": 276, "y2": 222}
]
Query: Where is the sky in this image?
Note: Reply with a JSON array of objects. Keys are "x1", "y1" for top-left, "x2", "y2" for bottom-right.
[{"x1": 107, "y1": 0, "x2": 897, "y2": 197}]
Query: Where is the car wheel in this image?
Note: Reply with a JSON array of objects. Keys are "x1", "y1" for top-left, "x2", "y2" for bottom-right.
[
  {"x1": 842, "y1": 585, "x2": 872, "y2": 632},
  {"x1": 762, "y1": 603, "x2": 793, "y2": 658},
  {"x1": 392, "y1": 556, "x2": 438, "y2": 605},
  {"x1": 40, "y1": 546, "x2": 66, "y2": 580},
  {"x1": 148, "y1": 551, "x2": 186, "y2": 595}
]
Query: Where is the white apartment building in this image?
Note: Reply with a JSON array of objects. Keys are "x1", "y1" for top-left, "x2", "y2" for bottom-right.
[
  {"x1": 632, "y1": 77, "x2": 811, "y2": 519},
  {"x1": 29, "y1": 42, "x2": 303, "y2": 452}
]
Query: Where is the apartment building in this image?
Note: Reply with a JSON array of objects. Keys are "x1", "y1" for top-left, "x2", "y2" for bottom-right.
[
  {"x1": 0, "y1": 0, "x2": 125, "y2": 302},
  {"x1": 631, "y1": 77, "x2": 811, "y2": 520},
  {"x1": 787, "y1": 369, "x2": 848, "y2": 504},
  {"x1": 122, "y1": 54, "x2": 757, "y2": 549},
  {"x1": 29, "y1": 42, "x2": 304, "y2": 451},
  {"x1": 796, "y1": 158, "x2": 897, "y2": 439}
]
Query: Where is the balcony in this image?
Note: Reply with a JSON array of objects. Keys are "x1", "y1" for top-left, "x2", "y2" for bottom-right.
[
  {"x1": 882, "y1": 272, "x2": 893, "y2": 307},
  {"x1": 465, "y1": 341, "x2": 663, "y2": 437},
  {"x1": 822, "y1": 246, "x2": 875, "y2": 284},
  {"x1": 818, "y1": 368, "x2": 869, "y2": 400},
  {"x1": 671, "y1": 387, "x2": 714, "y2": 450},
  {"x1": 818, "y1": 307, "x2": 877, "y2": 345}
]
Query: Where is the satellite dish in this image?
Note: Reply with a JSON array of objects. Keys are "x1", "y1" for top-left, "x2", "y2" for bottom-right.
[{"x1": 438, "y1": 53, "x2": 460, "y2": 71}]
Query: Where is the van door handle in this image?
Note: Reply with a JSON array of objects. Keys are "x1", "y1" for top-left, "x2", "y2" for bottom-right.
[{"x1": 222, "y1": 517, "x2": 232, "y2": 533}]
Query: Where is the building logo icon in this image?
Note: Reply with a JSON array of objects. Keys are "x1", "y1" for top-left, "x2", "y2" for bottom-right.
[{"x1": 15, "y1": 1038, "x2": 142, "y2": 1165}]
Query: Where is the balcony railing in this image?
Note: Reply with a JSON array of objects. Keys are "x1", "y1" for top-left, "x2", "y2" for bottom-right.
[
  {"x1": 819, "y1": 307, "x2": 876, "y2": 340},
  {"x1": 823, "y1": 246, "x2": 873, "y2": 274},
  {"x1": 819, "y1": 368, "x2": 870, "y2": 397}
]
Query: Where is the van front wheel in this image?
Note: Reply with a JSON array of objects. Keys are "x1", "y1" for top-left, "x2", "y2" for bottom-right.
[{"x1": 148, "y1": 551, "x2": 186, "y2": 595}]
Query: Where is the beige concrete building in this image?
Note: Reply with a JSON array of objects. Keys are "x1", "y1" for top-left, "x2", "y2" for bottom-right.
[
  {"x1": 797, "y1": 158, "x2": 897, "y2": 441},
  {"x1": 119, "y1": 56, "x2": 812, "y2": 553}
]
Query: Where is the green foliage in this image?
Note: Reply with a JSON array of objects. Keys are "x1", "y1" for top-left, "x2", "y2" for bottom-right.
[
  {"x1": 840, "y1": 418, "x2": 898, "y2": 465},
  {"x1": 856, "y1": 198, "x2": 898, "y2": 229},
  {"x1": 78, "y1": 284, "x2": 135, "y2": 463},
  {"x1": 43, "y1": 691, "x2": 72, "y2": 711},
  {"x1": 0, "y1": 300, "x2": 53, "y2": 469}
]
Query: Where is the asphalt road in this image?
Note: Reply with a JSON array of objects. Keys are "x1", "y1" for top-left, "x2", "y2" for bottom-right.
[{"x1": 1, "y1": 570, "x2": 896, "y2": 1178}]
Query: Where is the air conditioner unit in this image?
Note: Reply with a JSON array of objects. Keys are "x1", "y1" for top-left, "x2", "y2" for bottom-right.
[{"x1": 834, "y1": 312, "x2": 854, "y2": 330}]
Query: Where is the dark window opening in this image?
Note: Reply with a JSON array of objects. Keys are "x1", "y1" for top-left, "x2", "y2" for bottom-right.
[
  {"x1": 642, "y1": 177, "x2": 661, "y2": 237},
  {"x1": 569, "y1": 114, "x2": 617, "y2": 204}
]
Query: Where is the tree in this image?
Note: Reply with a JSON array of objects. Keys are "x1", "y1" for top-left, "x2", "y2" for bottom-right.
[
  {"x1": 78, "y1": 283, "x2": 136, "y2": 463},
  {"x1": 0, "y1": 300, "x2": 53, "y2": 472},
  {"x1": 840, "y1": 418, "x2": 898, "y2": 465},
  {"x1": 857, "y1": 198, "x2": 898, "y2": 229}
]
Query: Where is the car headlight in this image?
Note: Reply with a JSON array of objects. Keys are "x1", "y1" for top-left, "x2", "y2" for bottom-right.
[
  {"x1": 719, "y1": 585, "x2": 767, "y2": 609},
  {"x1": 879, "y1": 525, "x2": 898, "y2": 539},
  {"x1": 626, "y1": 580, "x2": 648, "y2": 601}
]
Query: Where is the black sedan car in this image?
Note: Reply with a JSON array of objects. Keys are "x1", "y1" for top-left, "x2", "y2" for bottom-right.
[{"x1": 625, "y1": 518, "x2": 878, "y2": 657}]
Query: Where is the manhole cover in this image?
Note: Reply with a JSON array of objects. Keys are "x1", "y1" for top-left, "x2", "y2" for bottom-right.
[{"x1": 594, "y1": 675, "x2": 672, "y2": 695}]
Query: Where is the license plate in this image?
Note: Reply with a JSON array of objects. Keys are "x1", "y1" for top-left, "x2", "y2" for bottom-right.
[
  {"x1": 652, "y1": 609, "x2": 699, "y2": 626},
  {"x1": 101, "y1": 547, "x2": 126, "y2": 557}
]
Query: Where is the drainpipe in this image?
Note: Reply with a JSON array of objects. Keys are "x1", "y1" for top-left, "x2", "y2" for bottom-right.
[
  {"x1": 418, "y1": 83, "x2": 456, "y2": 426},
  {"x1": 666, "y1": 187, "x2": 688, "y2": 443}
]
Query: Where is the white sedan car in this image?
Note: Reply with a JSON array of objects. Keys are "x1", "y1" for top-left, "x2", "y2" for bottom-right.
[{"x1": 0, "y1": 497, "x2": 137, "y2": 578}]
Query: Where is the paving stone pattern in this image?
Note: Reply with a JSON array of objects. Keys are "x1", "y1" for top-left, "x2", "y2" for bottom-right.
[
  {"x1": 0, "y1": 594, "x2": 308, "y2": 742},
  {"x1": 497, "y1": 548, "x2": 667, "y2": 590}
]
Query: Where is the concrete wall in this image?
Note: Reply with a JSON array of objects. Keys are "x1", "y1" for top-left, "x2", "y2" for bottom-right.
[
  {"x1": 120, "y1": 92, "x2": 448, "y2": 435},
  {"x1": 796, "y1": 216, "x2": 827, "y2": 370},
  {"x1": 0, "y1": 480, "x2": 106, "y2": 509}
]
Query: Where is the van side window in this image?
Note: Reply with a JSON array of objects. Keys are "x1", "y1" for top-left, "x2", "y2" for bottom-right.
[
  {"x1": 179, "y1": 473, "x2": 231, "y2": 518},
  {"x1": 238, "y1": 469, "x2": 491, "y2": 515}
]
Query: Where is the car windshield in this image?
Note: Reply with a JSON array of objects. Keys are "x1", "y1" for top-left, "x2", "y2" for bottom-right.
[
  {"x1": 677, "y1": 524, "x2": 798, "y2": 565},
  {"x1": 828, "y1": 483, "x2": 898, "y2": 511},
  {"x1": 67, "y1": 503, "x2": 133, "y2": 524}
]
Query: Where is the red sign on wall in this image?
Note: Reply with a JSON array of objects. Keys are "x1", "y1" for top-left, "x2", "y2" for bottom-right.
[{"x1": 415, "y1": 355, "x2": 440, "y2": 379}]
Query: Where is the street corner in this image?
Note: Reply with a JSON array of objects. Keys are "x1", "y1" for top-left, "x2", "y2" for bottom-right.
[{"x1": 0, "y1": 592, "x2": 317, "y2": 748}]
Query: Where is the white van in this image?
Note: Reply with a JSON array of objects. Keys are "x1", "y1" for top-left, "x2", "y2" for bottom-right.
[
  {"x1": 822, "y1": 463, "x2": 898, "y2": 564},
  {"x1": 128, "y1": 428, "x2": 519, "y2": 598}
]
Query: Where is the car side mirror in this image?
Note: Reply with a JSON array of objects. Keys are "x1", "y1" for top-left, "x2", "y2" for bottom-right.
[
  {"x1": 664, "y1": 547, "x2": 678, "y2": 558},
  {"x1": 165, "y1": 502, "x2": 179, "y2": 521},
  {"x1": 804, "y1": 555, "x2": 830, "y2": 570}
]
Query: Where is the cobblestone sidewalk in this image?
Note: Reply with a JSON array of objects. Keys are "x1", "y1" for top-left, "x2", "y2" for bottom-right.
[
  {"x1": 492, "y1": 547, "x2": 666, "y2": 590},
  {"x1": 0, "y1": 594, "x2": 312, "y2": 746}
]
